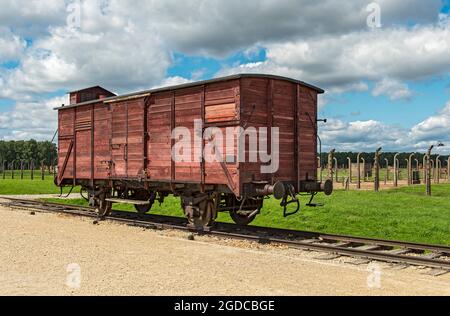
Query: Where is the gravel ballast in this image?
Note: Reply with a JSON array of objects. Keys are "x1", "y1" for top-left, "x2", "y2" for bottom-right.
[{"x1": 0, "y1": 206, "x2": 449, "y2": 296}]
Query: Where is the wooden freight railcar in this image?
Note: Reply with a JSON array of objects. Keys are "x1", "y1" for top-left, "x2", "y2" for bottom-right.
[{"x1": 56, "y1": 74, "x2": 332, "y2": 228}]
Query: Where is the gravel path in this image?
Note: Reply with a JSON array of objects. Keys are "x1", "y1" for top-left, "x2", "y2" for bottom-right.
[{"x1": 0, "y1": 206, "x2": 449, "y2": 296}]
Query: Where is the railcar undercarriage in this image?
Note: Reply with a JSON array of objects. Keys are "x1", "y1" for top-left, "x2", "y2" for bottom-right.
[{"x1": 67, "y1": 179, "x2": 333, "y2": 230}]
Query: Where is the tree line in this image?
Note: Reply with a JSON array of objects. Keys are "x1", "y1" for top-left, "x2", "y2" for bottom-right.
[
  {"x1": 1, "y1": 140, "x2": 448, "y2": 170},
  {"x1": 0, "y1": 140, "x2": 57, "y2": 167},
  {"x1": 319, "y1": 152, "x2": 450, "y2": 168}
]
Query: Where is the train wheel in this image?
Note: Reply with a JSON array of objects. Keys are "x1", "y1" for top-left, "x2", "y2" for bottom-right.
[
  {"x1": 229, "y1": 210, "x2": 257, "y2": 226},
  {"x1": 132, "y1": 190, "x2": 155, "y2": 215},
  {"x1": 227, "y1": 197, "x2": 263, "y2": 226},
  {"x1": 135, "y1": 203, "x2": 153, "y2": 215},
  {"x1": 195, "y1": 198, "x2": 215, "y2": 228},
  {"x1": 182, "y1": 195, "x2": 216, "y2": 229},
  {"x1": 97, "y1": 190, "x2": 112, "y2": 217}
]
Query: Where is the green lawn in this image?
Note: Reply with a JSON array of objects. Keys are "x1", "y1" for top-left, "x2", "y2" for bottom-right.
[
  {"x1": 0, "y1": 173, "x2": 77, "y2": 195},
  {"x1": 41, "y1": 184, "x2": 450, "y2": 246}
]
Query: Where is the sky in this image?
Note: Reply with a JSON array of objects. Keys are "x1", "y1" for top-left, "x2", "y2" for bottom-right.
[{"x1": 0, "y1": 0, "x2": 449, "y2": 154}]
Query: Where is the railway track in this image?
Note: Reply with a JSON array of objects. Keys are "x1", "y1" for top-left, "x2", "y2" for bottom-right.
[{"x1": 1, "y1": 197, "x2": 450, "y2": 275}]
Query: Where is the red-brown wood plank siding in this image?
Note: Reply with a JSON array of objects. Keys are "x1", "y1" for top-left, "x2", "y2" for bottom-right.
[
  {"x1": 298, "y1": 86, "x2": 318, "y2": 181},
  {"x1": 204, "y1": 81, "x2": 240, "y2": 192},
  {"x1": 111, "y1": 99, "x2": 145, "y2": 178},
  {"x1": 239, "y1": 77, "x2": 270, "y2": 185},
  {"x1": 93, "y1": 104, "x2": 111, "y2": 179},
  {"x1": 272, "y1": 80, "x2": 295, "y2": 181},
  {"x1": 58, "y1": 75, "x2": 320, "y2": 197},
  {"x1": 239, "y1": 78, "x2": 318, "y2": 188},
  {"x1": 74, "y1": 105, "x2": 92, "y2": 180},
  {"x1": 111, "y1": 102, "x2": 127, "y2": 177},
  {"x1": 174, "y1": 87, "x2": 202, "y2": 182},
  {"x1": 205, "y1": 80, "x2": 240, "y2": 124},
  {"x1": 125, "y1": 99, "x2": 146, "y2": 178},
  {"x1": 147, "y1": 92, "x2": 173, "y2": 181}
]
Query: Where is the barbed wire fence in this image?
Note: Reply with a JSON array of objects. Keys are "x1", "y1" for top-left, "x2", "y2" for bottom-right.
[
  {"x1": 0, "y1": 159, "x2": 57, "y2": 181},
  {"x1": 319, "y1": 149, "x2": 450, "y2": 194}
]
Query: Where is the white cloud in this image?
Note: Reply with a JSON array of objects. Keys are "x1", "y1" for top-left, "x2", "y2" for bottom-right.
[
  {"x1": 0, "y1": 95, "x2": 66, "y2": 141},
  {"x1": 0, "y1": 0, "x2": 449, "y2": 144},
  {"x1": 321, "y1": 100, "x2": 450, "y2": 153},
  {"x1": 0, "y1": 1, "x2": 172, "y2": 99},
  {"x1": 0, "y1": 0, "x2": 448, "y2": 101},
  {"x1": 409, "y1": 101, "x2": 450, "y2": 143},
  {"x1": 0, "y1": 27, "x2": 26, "y2": 62},
  {"x1": 321, "y1": 119, "x2": 406, "y2": 152},
  {"x1": 132, "y1": 0, "x2": 442, "y2": 57},
  {"x1": 152, "y1": 76, "x2": 193, "y2": 89},
  {"x1": 0, "y1": 0, "x2": 66, "y2": 37},
  {"x1": 0, "y1": 0, "x2": 443, "y2": 50},
  {"x1": 372, "y1": 78, "x2": 412, "y2": 100},
  {"x1": 219, "y1": 17, "x2": 450, "y2": 95}
]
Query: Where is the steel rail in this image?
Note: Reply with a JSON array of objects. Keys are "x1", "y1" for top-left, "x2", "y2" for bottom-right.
[{"x1": 1, "y1": 197, "x2": 449, "y2": 271}]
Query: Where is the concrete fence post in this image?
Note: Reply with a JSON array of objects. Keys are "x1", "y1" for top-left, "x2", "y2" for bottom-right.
[
  {"x1": 357, "y1": 153, "x2": 362, "y2": 189},
  {"x1": 435, "y1": 155, "x2": 442, "y2": 184},
  {"x1": 426, "y1": 147, "x2": 433, "y2": 196},
  {"x1": 361, "y1": 158, "x2": 366, "y2": 182},
  {"x1": 384, "y1": 158, "x2": 389, "y2": 184},
  {"x1": 423, "y1": 155, "x2": 427, "y2": 182},
  {"x1": 448, "y1": 157, "x2": 450, "y2": 183},
  {"x1": 374, "y1": 148, "x2": 382, "y2": 192},
  {"x1": 415, "y1": 158, "x2": 419, "y2": 184},
  {"x1": 431, "y1": 159, "x2": 435, "y2": 184},
  {"x1": 328, "y1": 149, "x2": 336, "y2": 181},
  {"x1": 394, "y1": 153, "x2": 400, "y2": 187},
  {"x1": 408, "y1": 154, "x2": 415, "y2": 186},
  {"x1": 404, "y1": 159, "x2": 409, "y2": 185},
  {"x1": 347, "y1": 157, "x2": 352, "y2": 183},
  {"x1": 361, "y1": 157, "x2": 367, "y2": 182},
  {"x1": 333, "y1": 157, "x2": 338, "y2": 182}
]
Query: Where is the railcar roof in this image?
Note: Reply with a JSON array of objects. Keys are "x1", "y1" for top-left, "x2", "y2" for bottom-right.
[
  {"x1": 55, "y1": 74, "x2": 325, "y2": 110},
  {"x1": 67, "y1": 85, "x2": 116, "y2": 95}
]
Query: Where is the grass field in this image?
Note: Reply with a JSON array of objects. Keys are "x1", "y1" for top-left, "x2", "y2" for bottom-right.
[
  {"x1": 41, "y1": 184, "x2": 450, "y2": 246},
  {"x1": 0, "y1": 170, "x2": 76, "y2": 195}
]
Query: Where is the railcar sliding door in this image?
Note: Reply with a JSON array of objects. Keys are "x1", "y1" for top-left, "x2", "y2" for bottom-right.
[{"x1": 110, "y1": 99, "x2": 146, "y2": 179}]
